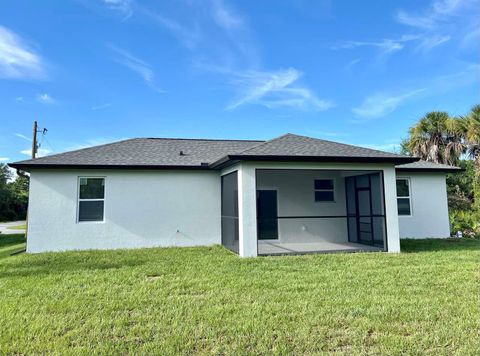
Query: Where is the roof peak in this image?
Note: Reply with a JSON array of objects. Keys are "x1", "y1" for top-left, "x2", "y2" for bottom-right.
[{"x1": 140, "y1": 137, "x2": 264, "y2": 142}]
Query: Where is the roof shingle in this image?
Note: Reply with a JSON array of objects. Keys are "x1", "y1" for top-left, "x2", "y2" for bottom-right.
[
  {"x1": 9, "y1": 133, "x2": 420, "y2": 170},
  {"x1": 395, "y1": 160, "x2": 462, "y2": 172}
]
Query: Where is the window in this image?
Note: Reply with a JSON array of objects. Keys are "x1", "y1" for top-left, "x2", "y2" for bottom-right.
[
  {"x1": 396, "y1": 178, "x2": 411, "y2": 216},
  {"x1": 314, "y1": 179, "x2": 334, "y2": 202},
  {"x1": 78, "y1": 177, "x2": 105, "y2": 222}
]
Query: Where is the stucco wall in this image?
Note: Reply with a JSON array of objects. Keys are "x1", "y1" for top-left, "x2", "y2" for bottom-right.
[
  {"x1": 396, "y1": 172, "x2": 451, "y2": 239},
  {"x1": 256, "y1": 170, "x2": 349, "y2": 244},
  {"x1": 27, "y1": 169, "x2": 221, "y2": 253}
]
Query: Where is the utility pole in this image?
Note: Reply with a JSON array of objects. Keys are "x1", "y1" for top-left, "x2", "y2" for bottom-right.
[
  {"x1": 32, "y1": 120, "x2": 38, "y2": 159},
  {"x1": 31, "y1": 121, "x2": 48, "y2": 159},
  {"x1": 23, "y1": 120, "x2": 46, "y2": 251}
]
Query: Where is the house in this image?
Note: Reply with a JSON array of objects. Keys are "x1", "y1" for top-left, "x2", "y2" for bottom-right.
[{"x1": 9, "y1": 133, "x2": 461, "y2": 257}]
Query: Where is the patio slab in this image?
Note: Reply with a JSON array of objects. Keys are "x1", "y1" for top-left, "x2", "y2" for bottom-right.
[{"x1": 258, "y1": 241, "x2": 382, "y2": 255}]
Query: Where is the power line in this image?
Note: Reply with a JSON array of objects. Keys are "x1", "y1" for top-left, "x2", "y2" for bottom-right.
[{"x1": 43, "y1": 135, "x2": 56, "y2": 153}]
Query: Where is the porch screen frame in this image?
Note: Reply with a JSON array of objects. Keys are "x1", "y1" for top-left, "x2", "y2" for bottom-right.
[
  {"x1": 221, "y1": 171, "x2": 239, "y2": 254},
  {"x1": 345, "y1": 172, "x2": 387, "y2": 249},
  {"x1": 255, "y1": 168, "x2": 388, "y2": 254}
]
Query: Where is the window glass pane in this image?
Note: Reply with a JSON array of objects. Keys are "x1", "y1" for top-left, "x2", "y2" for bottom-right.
[
  {"x1": 397, "y1": 198, "x2": 411, "y2": 215},
  {"x1": 79, "y1": 201, "x2": 104, "y2": 221},
  {"x1": 315, "y1": 191, "x2": 334, "y2": 202},
  {"x1": 314, "y1": 179, "x2": 333, "y2": 190},
  {"x1": 80, "y1": 178, "x2": 105, "y2": 199},
  {"x1": 396, "y1": 179, "x2": 409, "y2": 197}
]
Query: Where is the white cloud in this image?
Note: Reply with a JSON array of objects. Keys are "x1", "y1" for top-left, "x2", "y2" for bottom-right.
[
  {"x1": 396, "y1": 0, "x2": 479, "y2": 52},
  {"x1": 345, "y1": 58, "x2": 361, "y2": 70},
  {"x1": 102, "y1": 1, "x2": 320, "y2": 111},
  {"x1": 210, "y1": 0, "x2": 243, "y2": 30},
  {"x1": 0, "y1": 25, "x2": 45, "y2": 80},
  {"x1": 91, "y1": 102, "x2": 112, "y2": 110},
  {"x1": 109, "y1": 45, "x2": 164, "y2": 92},
  {"x1": 337, "y1": 0, "x2": 475, "y2": 58},
  {"x1": 461, "y1": 26, "x2": 480, "y2": 48},
  {"x1": 36, "y1": 93, "x2": 56, "y2": 104},
  {"x1": 333, "y1": 35, "x2": 421, "y2": 55},
  {"x1": 0, "y1": 157, "x2": 9, "y2": 162},
  {"x1": 65, "y1": 137, "x2": 126, "y2": 151},
  {"x1": 334, "y1": 33, "x2": 448, "y2": 56},
  {"x1": 136, "y1": 6, "x2": 201, "y2": 50},
  {"x1": 227, "y1": 68, "x2": 333, "y2": 111},
  {"x1": 103, "y1": 0, "x2": 133, "y2": 19},
  {"x1": 352, "y1": 88, "x2": 426, "y2": 120},
  {"x1": 396, "y1": 0, "x2": 471, "y2": 29},
  {"x1": 416, "y1": 35, "x2": 451, "y2": 52},
  {"x1": 429, "y1": 63, "x2": 480, "y2": 93},
  {"x1": 15, "y1": 133, "x2": 31, "y2": 141},
  {"x1": 20, "y1": 148, "x2": 51, "y2": 157}
]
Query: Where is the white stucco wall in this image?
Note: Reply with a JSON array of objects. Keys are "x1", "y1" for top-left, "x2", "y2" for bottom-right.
[
  {"x1": 27, "y1": 169, "x2": 221, "y2": 253},
  {"x1": 396, "y1": 172, "x2": 451, "y2": 239}
]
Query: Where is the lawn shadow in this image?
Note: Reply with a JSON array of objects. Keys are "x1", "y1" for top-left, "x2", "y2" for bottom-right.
[
  {"x1": 0, "y1": 233, "x2": 26, "y2": 248},
  {"x1": 0, "y1": 246, "x2": 150, "y2": 279},
  {"x1": 401, "y1": 238, "x2": 480, "y2": 253}
]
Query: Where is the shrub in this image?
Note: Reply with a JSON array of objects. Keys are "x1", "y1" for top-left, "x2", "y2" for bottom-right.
[{"x1": 450, "y1": 210, "x2": 480, "y2": 238}]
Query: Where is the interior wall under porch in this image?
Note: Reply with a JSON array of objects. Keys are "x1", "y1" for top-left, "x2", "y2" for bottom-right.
[{"x1": 255, "y1": 169, "x2": 387, "y2": 250}]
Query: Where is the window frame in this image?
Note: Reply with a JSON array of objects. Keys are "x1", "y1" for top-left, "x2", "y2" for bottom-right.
[
  {"x1": 314, "y1": 178, "x2": 335, "y2": 203},
  {"x1": 396, "y1": 177, "x2": 412, "y2": 217},
  {"x1": 77, "y1": 176, "x2": 106, "y2": 223}
]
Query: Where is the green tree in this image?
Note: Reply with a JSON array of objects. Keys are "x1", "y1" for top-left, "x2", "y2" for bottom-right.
[
  {"x1": 462, "y1": 104, "x2": 480, "y2": 168},
  {"x1": 404, "y1": 111, "x2": 465, "y2": 165},
  {"x1": 0, "y1": 164, "x2": 29, "y2": 221}
]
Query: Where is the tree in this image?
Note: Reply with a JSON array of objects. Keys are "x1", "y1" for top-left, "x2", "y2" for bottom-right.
[
  {"x1": 462, "y1": 104, "x2": 480, "y2": 168},
  {"x1": 0, "y1": 164, "x2": 29, "y2": 221},
  {"x1": 403, "y1": 111, "x2": 465, "y2": 165}
]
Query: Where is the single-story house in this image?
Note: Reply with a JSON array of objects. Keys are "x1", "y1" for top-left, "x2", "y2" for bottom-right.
[{"x1": 9, "y1": 133, "x2": 461, "y2": 257}]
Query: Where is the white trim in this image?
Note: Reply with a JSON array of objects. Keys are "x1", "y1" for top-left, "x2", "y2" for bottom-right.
[
  {"x1": 396, "y1": 177, "x2": 412, "y2": 217},
  {"x1": 77, "y1": 176, "x2": 106, "y2": 223}
]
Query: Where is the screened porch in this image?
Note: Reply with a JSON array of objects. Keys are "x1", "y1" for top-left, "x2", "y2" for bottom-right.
[{"x1": 221, "y1": 168, "x2": 388, "y2": 256}]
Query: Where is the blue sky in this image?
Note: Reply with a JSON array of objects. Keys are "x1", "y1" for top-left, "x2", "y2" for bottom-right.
[{"x1": 0, "y1": 0, "x2": 479, "y2": 163}]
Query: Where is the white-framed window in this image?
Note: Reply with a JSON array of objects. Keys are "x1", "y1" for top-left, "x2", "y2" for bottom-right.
[
  {"x1": 396, "y1": 178, "x2": 411, "y2": 216},
  {"x1": 314, "y1": 179, "x2": 335, "y2": 202},
  {"x1": 78, "y1": 177, "x2": 105, "y2": 222}
]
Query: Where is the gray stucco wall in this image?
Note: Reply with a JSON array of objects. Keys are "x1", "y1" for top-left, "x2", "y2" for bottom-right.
[
  {"x1": 27, "y1": 169, "x2": 221, "y2": 252},
  {"x1": 256, "y1": 170, "x2": 351, "y2": 244},
  {"x1": 397, "y1": 172, "x2": 451, "y2": 239}
]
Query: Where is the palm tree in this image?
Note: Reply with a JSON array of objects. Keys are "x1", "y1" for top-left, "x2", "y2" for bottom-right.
[
  {"x1": 405, "y1": 111, "x2": 464, "y2": 165},
  {"x1": 463, "y1": 105, "x2": 480, "y2": 168}
]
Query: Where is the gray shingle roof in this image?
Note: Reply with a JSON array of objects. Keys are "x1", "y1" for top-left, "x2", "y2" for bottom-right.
[
  {"x1": 9, "y1": 138, "x2": 262, "y2": 168},
  {"x1": 231, "y1": 134, "x2": 409, "y2": 159},
  {"x1": 395, "y1": 160, "x2": 461, "y2": 172},
  {"x1": 9, "y1": 133, "x2": 418, "y2": 170}
]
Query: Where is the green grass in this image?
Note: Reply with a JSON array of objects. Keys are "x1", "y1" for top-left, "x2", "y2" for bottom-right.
[
  {"x1": 6, "y1": 224, "x2": 26, "y2": 230},
  {"x1": 0, "y1": 236, "x2": 479, "y2": 355},
  {"x1": 0, "y1": 233, "x2": 26, "y2": 259}
]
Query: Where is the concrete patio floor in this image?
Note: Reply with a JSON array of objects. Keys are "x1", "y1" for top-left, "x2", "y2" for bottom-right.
[{"x1": 258, "y1": 240, "x2": 383, "y2": 255}]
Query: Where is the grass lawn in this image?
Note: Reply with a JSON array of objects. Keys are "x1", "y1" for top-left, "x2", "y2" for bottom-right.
[
  {"x1": 0, "y1": 235, "x2": 479, "y2": 354},
  {"x1": 6, "y1": 224, "x2": 26, "y2": 230}
]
